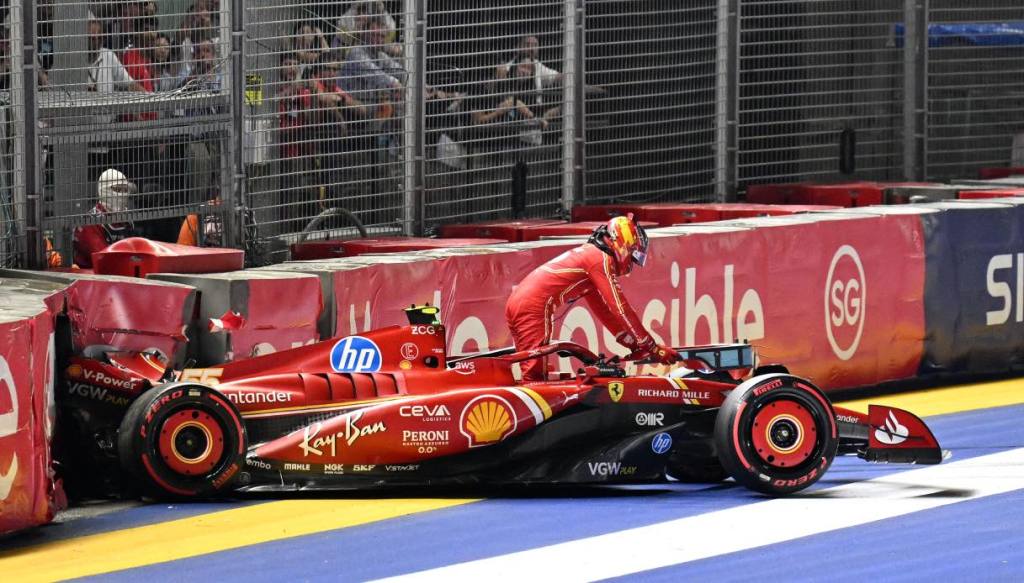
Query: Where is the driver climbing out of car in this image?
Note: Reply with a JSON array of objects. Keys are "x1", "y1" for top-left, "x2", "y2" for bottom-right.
[{"x1": 505, "y1": 214, "x2": 680, "y2": 381}]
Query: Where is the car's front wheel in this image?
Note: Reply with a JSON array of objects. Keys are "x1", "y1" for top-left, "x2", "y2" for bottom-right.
[
  {"x1": 118, "y1": 382, "x2": 246, "y2": 498},
  {"x1": 714, "y1": 374, "x2": 838, "y2": 495}
]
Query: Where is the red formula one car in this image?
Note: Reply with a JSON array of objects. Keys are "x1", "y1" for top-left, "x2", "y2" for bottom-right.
[{"x1": 57, "y1": 306, "x2": 944, "y2": 499}]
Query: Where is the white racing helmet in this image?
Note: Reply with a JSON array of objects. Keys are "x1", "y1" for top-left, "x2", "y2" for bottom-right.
[{"x1": 97, "y1": 168, "x2": 137, "y2": 214}]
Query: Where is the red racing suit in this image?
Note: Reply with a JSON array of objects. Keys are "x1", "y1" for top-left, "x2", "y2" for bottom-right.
[
  {"x1": 505, "y1": 244, "x2": 653, "y2": 381},
  {"x1": 73, "y1": 217, "x2": 135, "y2": 268}
]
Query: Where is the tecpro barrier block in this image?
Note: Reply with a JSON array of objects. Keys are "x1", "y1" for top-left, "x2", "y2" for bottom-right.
[{"x1": 149, "y1": 270, "x2": 322, "y2": 365}]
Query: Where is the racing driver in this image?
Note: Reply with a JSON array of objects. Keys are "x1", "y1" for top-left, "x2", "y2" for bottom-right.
[{"x1": 505, "y1": 214, "x2": 679, "y2": 381}]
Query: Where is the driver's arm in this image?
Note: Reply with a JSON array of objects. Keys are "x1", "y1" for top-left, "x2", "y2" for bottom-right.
[{"x1": 583, "y1": 252, "x2": 653, "y2": 353}]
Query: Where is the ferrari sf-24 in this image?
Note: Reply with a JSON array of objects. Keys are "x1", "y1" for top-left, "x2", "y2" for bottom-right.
[{"x1": 59, "y1": 306, "x2": 944, "y2": 498}]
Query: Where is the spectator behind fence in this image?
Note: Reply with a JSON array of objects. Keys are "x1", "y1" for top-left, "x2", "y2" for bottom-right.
[
  {"x1": 340, "y1": 17, "x2": 405, "y2": 99},
  {"x1": 340, "y1": 15, "x2": 405, "y2": 163},
  {"x1": 498, "y1": 36, "x2": 563, "y2": 105},
  {"x1": 122, "y1": 17, "x2": 158, "y2": 121},
  {"x1": 87, "y1": 19, "x2": 144, "y2": 120},
  {"x1": 469, "y1": 64, "x2": 546, "y2": 152},
  {"x1": 151, "y1": 33, "x2": 187, "y2": 94},
  {"x1": 293, "y1": 22, "x2": 331, "y2": 74},
  {"x1": 278, "y1": 52, "x2": 315, "y2": 229},
  {"x1": 333, "y1": 1, "x2": 397, "y2": 50},
  {"x1": 108, "y1": 1, "x2": 145, "y2": 52},
  {"x1": 180, "y1": 8, "x2": 216, "y2": 69},
  {"x1": 312, "y1": 54, "x2": 368, "y2": 204},
  {"x1": 182, "y1": 39, "x2": 223, "y2": 207},
  {"x1": 73, "y1": 169, "x2": 138, "y2": 268}
]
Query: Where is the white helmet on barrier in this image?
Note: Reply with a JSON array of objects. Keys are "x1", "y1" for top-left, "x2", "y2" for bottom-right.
[{"x1": 97, "y1": 169, "x2": 137, "y2": 214}]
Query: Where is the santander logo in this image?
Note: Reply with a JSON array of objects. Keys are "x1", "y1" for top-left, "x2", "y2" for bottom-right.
[{"x1": 825, "y1": 245, "x2": 867, "y2": 361}]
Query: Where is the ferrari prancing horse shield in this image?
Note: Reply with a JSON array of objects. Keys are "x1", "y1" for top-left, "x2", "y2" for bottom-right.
[{"x1": 608, "y1": 382, "x2": 624, "y2": 402}]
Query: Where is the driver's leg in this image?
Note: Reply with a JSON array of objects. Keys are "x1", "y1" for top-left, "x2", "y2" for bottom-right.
[{"x1": 506, "y1": 301, "x2": 551, "y2": 382}]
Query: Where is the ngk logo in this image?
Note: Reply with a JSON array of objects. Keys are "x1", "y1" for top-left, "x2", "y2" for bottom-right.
[{"x1": 825, "y1": 245, "x2": 866, "y2": 361}]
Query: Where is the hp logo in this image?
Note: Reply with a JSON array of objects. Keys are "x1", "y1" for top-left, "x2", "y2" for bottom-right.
[
  {"x1": 651, "y1": 432, "x2": 673, "y2": 455},
  {"x1": 330, "y1": 336, "x2": 383, "y2": 373}
]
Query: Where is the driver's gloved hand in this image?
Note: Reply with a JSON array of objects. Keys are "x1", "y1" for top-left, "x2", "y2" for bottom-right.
[{"x1": 651, "y1": 344, "x2": 680, "y2": 365}]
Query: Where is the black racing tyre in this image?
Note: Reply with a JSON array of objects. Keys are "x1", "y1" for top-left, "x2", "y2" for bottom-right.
[
  {"x1": 118, "y1": 382, "x2": 246, "y2": 499},
  {"x1": 714, "y1": 374, "x2": 838, "y2": 495}
]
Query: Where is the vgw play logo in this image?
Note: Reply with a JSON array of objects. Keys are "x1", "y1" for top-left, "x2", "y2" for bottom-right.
[
  {"x1": 331, "y1": 336, "x2": 383, "y2": 373},
  {"x1": 825, "y1": 245, "x2": 867, "y2": 361}
]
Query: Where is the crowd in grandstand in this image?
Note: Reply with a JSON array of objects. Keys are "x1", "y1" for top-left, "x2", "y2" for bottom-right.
[{"x1": 1, "y1": 1, "x2": 576, "y2": 267}]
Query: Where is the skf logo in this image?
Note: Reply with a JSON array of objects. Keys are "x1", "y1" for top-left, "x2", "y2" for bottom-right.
[
  {"x1": 330, "y1": 336, "x2": 382, "y2": 373},
  {"x1": 460, "y1": 396, "x2": 516, "y2": 447},
  {"x1": 986, "y1": 253, "x2": 1024, "y2": 326},
  {"x1": 608, "y1": 382, "x2": 624, "y2": 403},
  {"x1": 824, "y1": 245, "x2": 866, "y2": 361}
]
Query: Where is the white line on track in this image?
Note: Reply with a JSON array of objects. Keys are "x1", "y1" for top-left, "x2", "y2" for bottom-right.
[{"x1": 376, "y1": 448, "x2": 1024, "y2": 583}]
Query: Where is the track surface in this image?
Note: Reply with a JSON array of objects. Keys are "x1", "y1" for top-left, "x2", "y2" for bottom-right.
[{"x1": 2, "y1": 378, "x2": 1023, "y2": 582}]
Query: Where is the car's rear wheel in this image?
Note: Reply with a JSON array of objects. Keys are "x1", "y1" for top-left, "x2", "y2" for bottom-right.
[
  {"x1": 118, "y1": 382, "x2": 246, "y2": 498},
  {"x1": 714, "y1": 374, "x2": 838, "y2": 495}
]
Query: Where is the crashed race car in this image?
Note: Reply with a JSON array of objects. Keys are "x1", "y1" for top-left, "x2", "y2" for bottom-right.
[{"x1": 57, "y1": 305, "x2": 944, "y2": 499}]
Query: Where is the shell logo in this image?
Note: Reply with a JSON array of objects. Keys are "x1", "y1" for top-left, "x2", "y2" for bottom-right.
[
  {"x1": 459, "y1": 395, "x2": 517, "y2": 447},
  {"x1": 66, "y1": 364, "x2": 83, "y2": 379}
]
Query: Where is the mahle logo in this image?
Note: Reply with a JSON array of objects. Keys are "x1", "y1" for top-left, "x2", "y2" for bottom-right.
[
  {"x1": 330, "y1": 336, "x2": 382, "y2": 373},
  {"x1": 824, "y1": 245, "x2": 866, "y2": 361}
]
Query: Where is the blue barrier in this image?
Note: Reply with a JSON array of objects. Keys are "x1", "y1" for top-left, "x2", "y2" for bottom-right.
[
  {"x1": 921, "y1": 201, "x2": 1024, "y2": 374},
  {"x1": 894, "y1": 22, "x2": 1024, "y2": 48}
]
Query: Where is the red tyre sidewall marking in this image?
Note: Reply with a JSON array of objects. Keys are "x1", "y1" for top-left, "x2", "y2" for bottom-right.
[
  {"x1": 207, "y1": 393, "x2": 246, "y2": 455},
  {"x1": 796, "y1": 381, "x2": 837, "y2": 439},
  {"x1": 731, "y1": 401, "x2": 753, "y2": 471}
]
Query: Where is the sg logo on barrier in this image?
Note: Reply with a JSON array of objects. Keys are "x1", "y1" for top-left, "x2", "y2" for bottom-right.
[
  {"x1": 825, "y1": 245, "x2": 867, "y2": 361},
  {"x1": 331, "y1": 336, "x2": 383, "y2": 373}
]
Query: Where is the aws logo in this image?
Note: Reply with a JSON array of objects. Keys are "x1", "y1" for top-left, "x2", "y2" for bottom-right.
[{"x1": 330, "y1": 336, "x2": 382, "y2": 373}]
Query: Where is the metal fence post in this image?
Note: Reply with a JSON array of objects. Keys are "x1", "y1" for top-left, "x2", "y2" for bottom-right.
[
  {"x1": 903, "y1": 0, "x2": 928, "y2": 181},
  {"x1": 919, "y1": 0, "x2": 930, "y2": 180},
  {"x1": 226, "y1": 0, "x2": 244, "y2": 249},
  {"x1": 717, "y1": 0, "x2": 739, "y2": 201},
  {"x1": 18, "y1": 1, "x2": 42, "y2": 268},
  {"x1": 561, "y1": 0, "x2": 578, "y2": 213},
  {"x1": 404, "y1": 0, "x2": 426, "y2": 235},
  {"x1": 574, "y1": 1, "x2": 586, "y2": 207}
]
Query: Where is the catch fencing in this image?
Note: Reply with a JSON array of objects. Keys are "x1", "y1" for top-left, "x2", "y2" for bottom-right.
[{"x1": 5, "y1": 0, "x2": 1023, "y2": 268}]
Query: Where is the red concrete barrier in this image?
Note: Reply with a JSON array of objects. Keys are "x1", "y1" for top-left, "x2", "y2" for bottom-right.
[
  {"x1": 0, "y1": 281, "x2": 63, "y2": 534},
  {"x1": 92, "y1": 238, "x2": 244, "y2": 278},
  {"x1": 291, "y1": 237, "x2": 508, "y2": 260},
  {"x1": 438, "y1": 219, "x2": 566, "y2": 242}
]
